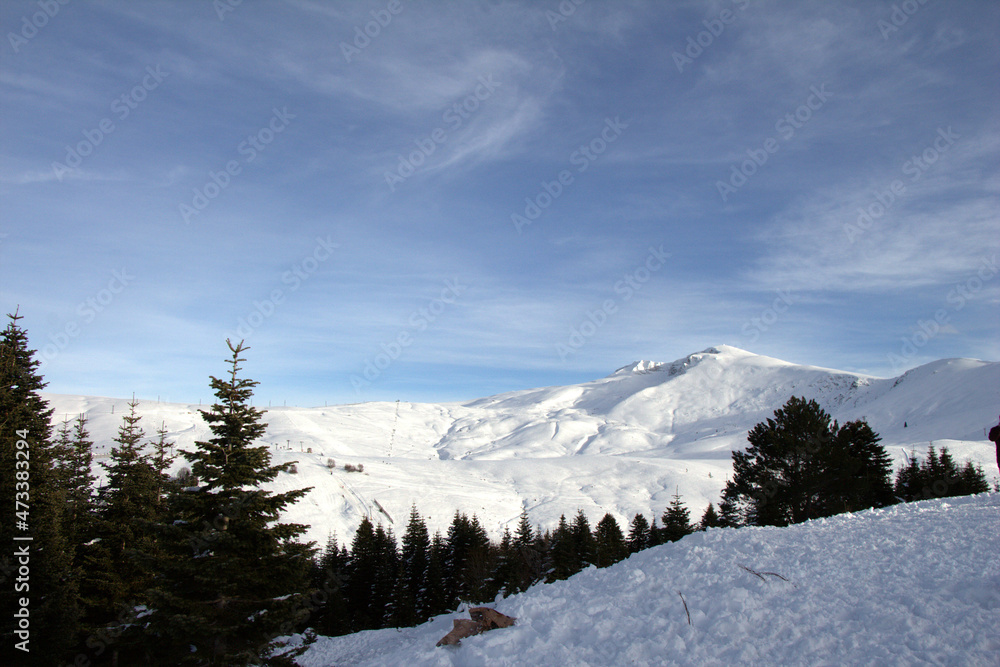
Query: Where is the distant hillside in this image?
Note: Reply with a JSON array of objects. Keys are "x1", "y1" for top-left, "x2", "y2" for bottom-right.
[{"x1": 44, "y1": 346, "x2": 1000, "y2": 546}]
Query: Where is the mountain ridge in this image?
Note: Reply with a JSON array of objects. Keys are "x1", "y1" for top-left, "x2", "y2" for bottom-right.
[{"x1": 42, "y1": 346, "x2": 1000, "y2": 545}]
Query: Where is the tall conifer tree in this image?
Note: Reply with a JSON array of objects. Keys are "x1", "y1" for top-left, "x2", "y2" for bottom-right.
[
  {"x1": 0, "y1": 311, "x2": 79, "y2": 664},
  {"x1": 593, "y1": 513, "x2": 627, "y2": 568},
  {"x1": 142, "y1": 340, "x2": 315, "y2": 665}
]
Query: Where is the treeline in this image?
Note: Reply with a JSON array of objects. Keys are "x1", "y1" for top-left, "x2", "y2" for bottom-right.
[
  {"x1": 309, "y1": 490, "x2": 706, "y2": 636},
  {"x1": 0, "y1": 312, "x2": 993, "y2": 665}
]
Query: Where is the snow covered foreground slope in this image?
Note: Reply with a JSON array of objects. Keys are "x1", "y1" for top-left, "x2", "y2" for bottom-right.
[
  {"x1": 288, "y1": 494, "x2": 1000, "y2": 667},
  {"x1": 44, "y1": 345, "x2": 1000, "y2": 545}
]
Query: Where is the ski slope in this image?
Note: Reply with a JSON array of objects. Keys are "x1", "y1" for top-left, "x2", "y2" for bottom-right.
[
  {"x1": 285, "y1": 493, "x2": 1000, "y2": 666},
  {"x1": 43, "y1": 345, "x2": 1000, "y2": 546}
]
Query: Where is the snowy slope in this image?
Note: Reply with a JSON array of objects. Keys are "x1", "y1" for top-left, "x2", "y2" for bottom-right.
[
  {"x1": 285, "y1": 493, "x2": 1000, "y2": 667},
  {"x1": 43, "y1": 346, "x2": 1000, "y2": 546}
]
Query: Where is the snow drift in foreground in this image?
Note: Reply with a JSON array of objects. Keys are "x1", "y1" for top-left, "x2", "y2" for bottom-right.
[{"x1": 287, "y1": 493, "x2": 1000, "y2": 667}]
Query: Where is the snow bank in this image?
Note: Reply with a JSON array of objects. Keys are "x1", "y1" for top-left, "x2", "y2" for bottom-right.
[{"x1": 291, "y1": 493, "x2": 1000, "y2": 667}]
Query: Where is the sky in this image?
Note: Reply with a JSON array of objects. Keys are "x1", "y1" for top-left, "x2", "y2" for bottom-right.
[{"x1": 1, "y1": 0, "x2": 998, "y2": 407}]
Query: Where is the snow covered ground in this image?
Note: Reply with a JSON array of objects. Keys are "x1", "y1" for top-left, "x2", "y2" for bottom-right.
[
  {"x1": 286, "y1": 493, "x2": 1000, "y2": 667},
  {"x1": 43, "y1": 345, "x2": 1000, "y2": 545}
]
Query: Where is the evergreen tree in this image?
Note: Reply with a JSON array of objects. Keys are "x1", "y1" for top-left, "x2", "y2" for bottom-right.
[
  {"x1": 96, "y1": 399, "x2": 163, "y2": 620},
  {"x1": 0, "y1": 311, "x2": 80, "y2": 664},
  {"x1": 893, "y1": 451, "x2": 922, "y2": 501},
  {"x1": 492, "y1": 527, "x2": 517, "y2": 598},
  {"x1": 822, "y1": 419, "x2": 894, "y2": 514},
  {"x1": 570, "y1": 510, "x2": 596, "y2": 571},
  {"x1": 893, "y1": 444, "x2": 990, "y2": 502},
  {"x1": 660, "y1": 492, "x2": 693, "y2": 543},
  {"x1": 54, "y1": 415, "x2": 97, "y2": 547},
  {"x1": 395, "y1": 506, "x2": 430, "y2": 626},
  {"x1": 142, "y1": 340, "x2": 315, "y2": 665},
  {"x1": 344, "y1": 517, "x2": 380, "y2": 632},
  {"x1": 149, "y1": 421, "x2": 176, "y2": 511},
  {"x1": 648, "y1": 516, "x2": 662, "y2": 547},
  {"x1": 958, "y1": 461, "x2": 990, "y2": 495},
  {"x1": 698, "y1": 503, "x2": 722, "y2": 530},
  {"x1": 372, "y1": 524, "x2": 399, "y2": 627},
  {"x1": 593, "y1": 513, "x2": 627, "y2": 568},
  {"x1": 424, "y1": 532, "x2": 450, "y2": 617},
  {"x1": 312, "y1": 535, "x2": 349, "y2": 637},
  {"x1": 444, "y1": 512, "x2": 492, "y2": 605},
  {"x1": 511, "y1": 510, "x2": 542, "y2": 593},
  {"x1": 626, "y1": 513, "x2": 651, "y2": 554},
  {"x1": 545, "y1": 515, "x2": 574, "y2": 582},
  {"x1": 721, "y1": 396, "x2": 893, "y2": 527}
]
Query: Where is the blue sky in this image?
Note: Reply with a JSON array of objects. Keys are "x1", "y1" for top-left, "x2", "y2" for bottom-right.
[{"x1": 1, "y1": 0, "x2": 997, "y2": 407}]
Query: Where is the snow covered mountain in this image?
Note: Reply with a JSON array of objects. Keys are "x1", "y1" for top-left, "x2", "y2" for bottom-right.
[
  {"x1": 43, "y1": 345, "x2": 1000, "y2": 547},
  {"x1": 286, "y1": 493, "x2": 1000, "y2": 666}
]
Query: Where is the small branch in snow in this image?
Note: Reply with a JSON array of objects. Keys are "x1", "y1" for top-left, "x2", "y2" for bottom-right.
[
  {"x1": 739, "y1": 563, "x2": 796, "y2": 587},
  {"x1": 677, "y1": 590, "x2": 691, "y2": 625},
  {"x1": 739, "y1": 563, "x2": 766, "y2": 581}
]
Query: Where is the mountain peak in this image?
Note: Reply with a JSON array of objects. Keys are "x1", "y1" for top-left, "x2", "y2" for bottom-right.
[{"x1": 610, "y1": 345, "x2": 754, "y2": 377}]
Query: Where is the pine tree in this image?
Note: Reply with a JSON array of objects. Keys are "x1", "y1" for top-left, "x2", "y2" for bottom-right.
[
  {"x1": 395, "y1": 506, "x2": 430, "y2": 626},
  {"x1": 53, "y1": 415, "x2": 97, "y2": 548},
  {"x1": 372, "y1": 524, "x2": 399, "y2": 627},
  {"x1": 312, "y1": 535, "x2": 350, "y2": 637},
  {"x1": 626, "y1": 513, "x2": 651, "y2": 554},
  {"x1": 893, "y1": 451, "x2": 922, "y2": 501},
  {"x1": 893, "y1": 445, "x2": 990, "y2": 502},
  {"x1": 511, "y1": 510, "x2": 542, "y2": 593},
  {"x1": 444, "y1": 512, "x2": 492, "y2": 606},
  {"x1": 345, "y1": 517, "x2": 380, "y2": 632},
  {"x1": 721, "y1": 396, "x2": 893, "y2": 527},
  {"x1": 593, "y1": 513, "x2": 627, "y2": 568},
  {"x1": 424, "y1": 532, "x2": 450, "y2": 616},
  {"x1": 492, "y1": 527, "x2": 517, "y2": 598},
  {"x1": 0, "y1": 311, "x2": 80, "y2": 664},
  {"x1": 142, "y1": 340, "x2": 315, "y2": 665},
  {"x1": 570, "y1": 510, "x2": 596, "y2": 572},
  {"x1": 545, "y1": 515, "x2": 574, "y2": 582},
  {"x1": 698, "y1": 503, "x2": 722, "y2": 530},
  {"x1": 660, "y1": 492, "x2": 693, "y2": 543},
  {"x1": 83, "y1": 397, "x2": 169, "y2": 664},
  {"x1": 822, "y1": 419, "x2": 894, "y2": 514}
]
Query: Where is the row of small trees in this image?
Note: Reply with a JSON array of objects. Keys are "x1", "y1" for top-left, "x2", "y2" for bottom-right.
[{"x1": 309, "y1": 491, "x2": 709, "y2": 637}]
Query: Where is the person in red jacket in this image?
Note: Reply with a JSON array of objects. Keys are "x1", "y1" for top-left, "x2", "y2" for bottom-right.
[{"x1": 989, "y1": 415, "x2": 1000, "y2": 472}]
